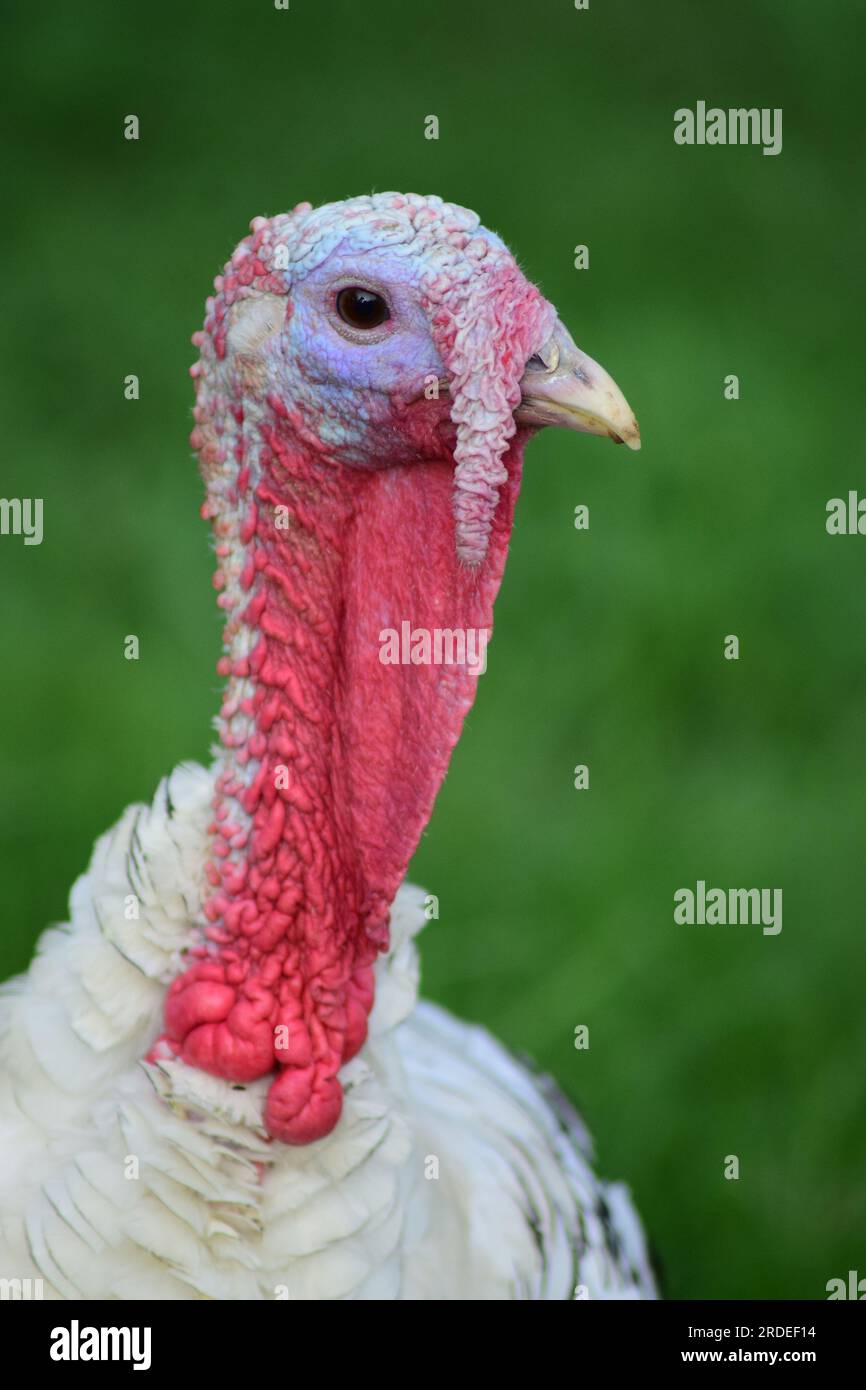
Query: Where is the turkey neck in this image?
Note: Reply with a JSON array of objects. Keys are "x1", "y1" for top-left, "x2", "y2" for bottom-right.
[{"x1": 161, "y1": 384, "x2": 526, "y2": 1144}]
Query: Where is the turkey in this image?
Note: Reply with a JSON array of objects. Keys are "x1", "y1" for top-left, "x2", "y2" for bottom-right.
[{"x1": 0, "y1": 192, "x2": 656, "y2": 1300}]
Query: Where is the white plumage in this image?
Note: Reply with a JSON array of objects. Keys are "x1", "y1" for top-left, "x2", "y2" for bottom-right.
[{"x1": 0, "y1": 762, "x2": 655, "y2": 1299}]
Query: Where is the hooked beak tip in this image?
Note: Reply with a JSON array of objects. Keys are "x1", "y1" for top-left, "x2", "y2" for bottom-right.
[
  {"x1": 611, "y1": 422, "x2": 641, "y2": 451},
  {"x1": 517, "y1": 320, "x2": 641, "y2": 453}
]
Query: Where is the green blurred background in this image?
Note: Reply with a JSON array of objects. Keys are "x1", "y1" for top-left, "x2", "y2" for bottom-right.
[{"x1": 1, "y1": 0, "x2": 864, "y2": 1299}]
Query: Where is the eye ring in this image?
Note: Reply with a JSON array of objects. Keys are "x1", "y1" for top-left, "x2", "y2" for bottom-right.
[{"x1": 335, "y1": 286, "x2": 391, "y2": 330}]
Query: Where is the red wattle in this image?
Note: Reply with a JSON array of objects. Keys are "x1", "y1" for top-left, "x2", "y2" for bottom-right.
[{"x1": 150, "y1": 203, "x2": 532, "y2": 1146}]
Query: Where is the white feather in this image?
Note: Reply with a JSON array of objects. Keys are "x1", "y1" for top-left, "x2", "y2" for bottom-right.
[{"x1": 0, "y1": 763, "x2": 656, "y2": 1300}]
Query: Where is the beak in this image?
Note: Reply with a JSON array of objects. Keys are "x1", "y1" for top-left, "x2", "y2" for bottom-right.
[{"x1": 515, "y1": 319, "x2": 641, "y2": 450}]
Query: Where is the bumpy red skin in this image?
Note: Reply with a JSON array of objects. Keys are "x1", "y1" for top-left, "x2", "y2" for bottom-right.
[
  {"x1": 148, "y1": 195, "x2": 552, "y2": 1145},
  {"x1": 162, "y1": 427, "x2": 381, "y2": 1145}
]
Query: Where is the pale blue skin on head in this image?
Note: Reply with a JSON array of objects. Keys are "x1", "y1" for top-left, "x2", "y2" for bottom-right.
[
  {"x1": 269, "y1": 214, "x2": 529, "y2": 471},
  {"x1": 282, "y1": 247, "x2": 450, "y2": 465}
]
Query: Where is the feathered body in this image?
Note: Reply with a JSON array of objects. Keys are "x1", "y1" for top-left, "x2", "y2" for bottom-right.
[
  {"x1": 0, "y1": 764, "x2": 653, "y2": 1298},
  {"x1": 0, "y1": 193, "x2": 654, "y2": 1299}
]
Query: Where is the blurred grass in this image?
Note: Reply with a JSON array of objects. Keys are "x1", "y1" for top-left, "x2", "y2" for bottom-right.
[{"x1": 1, "y1": 0, "x2": 864, "y2": 1298}]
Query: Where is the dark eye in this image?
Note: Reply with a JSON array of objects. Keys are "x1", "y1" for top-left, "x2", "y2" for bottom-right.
[{"x1": 336, "y1": 286, "x2": 391, "y2": 330}]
